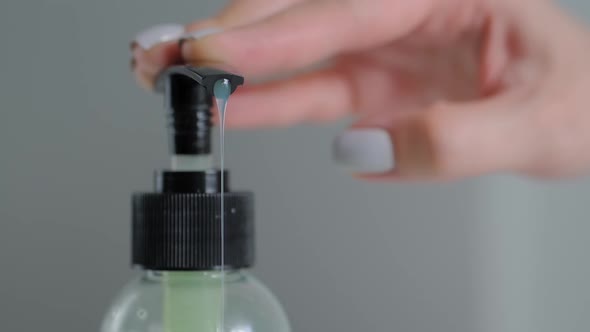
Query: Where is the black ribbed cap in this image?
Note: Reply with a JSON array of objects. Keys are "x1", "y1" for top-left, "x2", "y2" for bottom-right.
[{"x1": 132, "y1": 171, "x2": 255, "y2": 271}]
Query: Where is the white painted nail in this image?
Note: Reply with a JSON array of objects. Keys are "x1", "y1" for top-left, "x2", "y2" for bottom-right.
[
  {"x1": 179, "y1": 27, "x2": 223, "y2": 42},
  {"x1": 332, "y1": 129, "x2": 395, "y2": 173},
  {"x1": 135, "y1": 24, "x2": 185, "y2": 49}
]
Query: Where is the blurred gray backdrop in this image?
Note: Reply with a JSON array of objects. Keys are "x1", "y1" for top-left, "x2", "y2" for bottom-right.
[{"x1": 0, "y1": 0, "x2": 589, "y2": 331}]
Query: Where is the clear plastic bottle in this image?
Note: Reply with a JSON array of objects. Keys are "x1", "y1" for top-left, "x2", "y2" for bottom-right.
[
  {"x1": 101, "y1": 270, "x2": 291, "y2": 332},
  {"x1": 101, "y1": 66, "x2": 291, "y2": 332}
]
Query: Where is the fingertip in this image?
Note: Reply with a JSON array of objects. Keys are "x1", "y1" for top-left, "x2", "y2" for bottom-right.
[
  {"x1": 132, "y1": 41, "x2": 182, "y2": 89},
  {"x1": 134, "y1": 23, "x2": 184, "y2": 50},
  {"x1": 143, "y1": 41, "x2": 183, "y2": 68},
  {"x1": 134, "y1": 69, "x2": 156, "y2": 91},
  {"x1": 181, "y1": 32, "x2": 231, "y2": 69}
]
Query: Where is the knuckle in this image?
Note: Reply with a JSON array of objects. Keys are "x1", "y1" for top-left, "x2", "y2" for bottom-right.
[{"x1": 395, "y1": 106, "x2": 456, "y2": 176}]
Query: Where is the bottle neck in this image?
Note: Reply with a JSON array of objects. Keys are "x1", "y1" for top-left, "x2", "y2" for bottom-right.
[{"x1": 144, "y1": 269, "x2": 245, "y2": 283}]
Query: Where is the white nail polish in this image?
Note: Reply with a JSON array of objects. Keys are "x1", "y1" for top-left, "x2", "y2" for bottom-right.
[
  {"x1": 332, "y1": 129, "x2": 395, "y2": 173},
  {"x1": 135, "y1": 24, "x2": 185, "y2": 49},
  {"x1": 179, "y1": 27, "x2": 223, "y2": 41}
]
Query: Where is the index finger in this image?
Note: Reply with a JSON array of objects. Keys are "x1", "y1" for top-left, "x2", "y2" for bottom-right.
[
  {"x1": 182, "y1": 0, "x2": 431, "y2": 77},
  {"x1": 133, "y1": 0, "x2": 305, "y2": 89}
]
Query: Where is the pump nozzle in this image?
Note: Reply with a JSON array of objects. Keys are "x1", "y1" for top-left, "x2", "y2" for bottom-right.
[
  {"x1": 156, "y1": 66, "x2": 244, "y2": 96},
  {"x1": 155, "y1": 65, "x2": 244, "y2": 156}
]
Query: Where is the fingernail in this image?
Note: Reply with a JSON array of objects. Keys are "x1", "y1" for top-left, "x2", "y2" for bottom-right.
[
  {"x1": 130, "y1": 41, "x2": 138, "y2": 51},
  {"x1": 134, "y1": 23, "x2": 185, "y2": 49},
  {"x1": 332, "y1": 129, "x2": 395, "y2": 173}
]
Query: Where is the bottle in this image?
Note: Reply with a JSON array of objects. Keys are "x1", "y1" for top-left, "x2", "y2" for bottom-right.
[{"x1": 100, "y1": 66, "x2": 291, "y2": 332}]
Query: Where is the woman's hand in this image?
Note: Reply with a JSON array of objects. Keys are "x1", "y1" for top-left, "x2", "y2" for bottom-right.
[{"x1": 131, "y1": 0, "x2": 590, "y2": 181}]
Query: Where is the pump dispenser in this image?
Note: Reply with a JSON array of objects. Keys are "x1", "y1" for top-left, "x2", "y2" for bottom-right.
[{"x1": 101, "y1": 66, "x2": 291, "y2": 332}]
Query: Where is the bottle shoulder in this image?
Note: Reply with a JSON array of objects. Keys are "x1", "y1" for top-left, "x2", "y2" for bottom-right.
[{"x1": 101, "y1": 270, "x2": 291, "y2": 332}]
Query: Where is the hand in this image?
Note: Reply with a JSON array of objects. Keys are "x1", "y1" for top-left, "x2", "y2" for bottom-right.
[{"x1": 131, "y1": 0, "x2": 590, "y2": 181}]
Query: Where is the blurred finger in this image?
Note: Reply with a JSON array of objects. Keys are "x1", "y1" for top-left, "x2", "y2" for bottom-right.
[
  {"x1": 333, "y1": 96, "x2": 537, "y2": 180},
  {"x1": 219, "y1": 58, "x2": 410, "y2": 128},
  {"x1": 132, "y1": 0, "x2": 304, "y2": 89},
  {"x1": 133, "y1": 41, "x2": 183, "y2": 88},
  {"x1": 182, "y1": 0, "x2": 430, "y2": 77},
  {"x1": 220, "y1": 68, "x2": 356, "y2": 128},
  {"x1": 188, "y1": 0, "x2": 305, "y2": 31}
]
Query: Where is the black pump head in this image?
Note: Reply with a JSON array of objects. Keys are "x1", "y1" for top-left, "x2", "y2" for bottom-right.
[
  {"x1": 155, "y1": 66, "x2": 244, "y2": 96},
  {"x1": 155, "y1": 65, "x2": 244, "y2": 155}
]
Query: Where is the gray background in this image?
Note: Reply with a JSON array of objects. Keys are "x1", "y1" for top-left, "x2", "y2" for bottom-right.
[{"x1": 0, "y1": 0, "x2": 589, "y2": 331}]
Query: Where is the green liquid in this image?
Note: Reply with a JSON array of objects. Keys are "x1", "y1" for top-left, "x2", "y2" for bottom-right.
[{"x1": 164, "y1": 272, "x2": 222, "y2": 332}]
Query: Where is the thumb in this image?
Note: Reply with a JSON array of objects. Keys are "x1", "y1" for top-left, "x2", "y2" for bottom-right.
[{"x1": 332, "y1": 98, "x2": 537, "y2": 181}]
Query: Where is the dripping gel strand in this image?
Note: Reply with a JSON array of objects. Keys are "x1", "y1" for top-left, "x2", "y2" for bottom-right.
[{"x1": 213, "y1": 78, "x2": 231, "y2": 332}]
